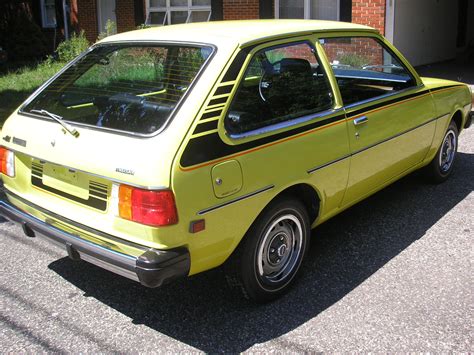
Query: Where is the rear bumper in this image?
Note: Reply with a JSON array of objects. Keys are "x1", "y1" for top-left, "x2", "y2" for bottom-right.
[{"x1": 0, "y1": 186, "x2": 190, "y2": 288}]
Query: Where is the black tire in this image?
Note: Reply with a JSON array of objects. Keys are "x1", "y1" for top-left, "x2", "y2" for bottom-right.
[
  {"x1": 226, "y1": 197, "x2": 310, "y2": 303},
  {"x1": 424, "y1": 121, "x2": 459, "y2": 184}
]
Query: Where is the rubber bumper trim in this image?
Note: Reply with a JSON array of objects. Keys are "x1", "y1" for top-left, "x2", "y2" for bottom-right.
[{"x1": 0, "y1": 185, "x2": 190, "y2": 288}]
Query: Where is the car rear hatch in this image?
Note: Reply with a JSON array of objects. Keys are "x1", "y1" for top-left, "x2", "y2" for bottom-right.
[{"x1": 1, "y1": 41, "x2": 215, "y2": 248}]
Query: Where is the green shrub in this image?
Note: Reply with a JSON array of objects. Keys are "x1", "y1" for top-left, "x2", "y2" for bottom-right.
[
  {"x1": 337, "y1": 53, "x2": 368, "y2": 68},
  {"x1": 56, "y1": 31, "x2": 89, "y2": 63},
  {"x1": 136, "y1": 23, "x2": 151, "y2": 30}
]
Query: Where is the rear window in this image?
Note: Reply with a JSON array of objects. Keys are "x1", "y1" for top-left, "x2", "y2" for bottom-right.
[{"x1": 21, "y1": 44, "x2": 213, "y2": 135}]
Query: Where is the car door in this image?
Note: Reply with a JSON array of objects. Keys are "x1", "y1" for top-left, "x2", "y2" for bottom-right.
[
  {"x1": 177, "y1": 37, "x2": 351, "y2": 241},
  {"x1": 319, "y1": 35, "x2": 436, "y2": 205}
]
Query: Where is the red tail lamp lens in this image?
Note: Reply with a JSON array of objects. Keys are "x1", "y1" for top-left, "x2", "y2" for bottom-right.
[
  {"x1": 118, "y1": 185, "x2": 178, "y2": 227},
  {"x1": 0, "y1": 147, "x2": 15, "y2": 177}
]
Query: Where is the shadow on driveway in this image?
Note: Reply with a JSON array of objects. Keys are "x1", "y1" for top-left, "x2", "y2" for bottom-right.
[{"x1": 48, "y1": 152, "x2": 473, "y2": 352}]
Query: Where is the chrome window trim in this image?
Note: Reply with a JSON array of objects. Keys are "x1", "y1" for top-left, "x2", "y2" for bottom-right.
[
  {"x1": 18, "y1": 40, "x2": 217, "y2": 139},
  {"x1": 333, "y1": 73, "x2": 411, "y2": 84},
  {"x1": 343, "y1": 84, "x2": 425, "y2": 111},
  {"x1": 228, "y1": 108, "x2": 344, "y2": 140}
]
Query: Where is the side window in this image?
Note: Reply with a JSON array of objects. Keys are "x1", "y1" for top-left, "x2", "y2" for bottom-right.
[
  {"x1": 319, "y1": 37, "x2": 416, "y2": 106},
  {"x1": 225, "y1": 42, "x2": 334, "y2": 135}
]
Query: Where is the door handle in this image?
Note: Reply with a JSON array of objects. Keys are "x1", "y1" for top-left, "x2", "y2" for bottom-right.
[{"x1": 353, "y1": 116, "x2": 368, "y2": 126}]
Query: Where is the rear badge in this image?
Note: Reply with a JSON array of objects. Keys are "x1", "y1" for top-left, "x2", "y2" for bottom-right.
[
  {"x1": 116, "y1": 168, "x2": 135, "y2": 176},
  {"x1": 12, "y1": 137, "x2": 27, "y2": 147}
]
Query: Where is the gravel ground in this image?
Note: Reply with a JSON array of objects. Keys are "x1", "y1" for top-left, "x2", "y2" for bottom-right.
[{"x1": 1, "y1": 127, "x2": 473, "y2": 353}]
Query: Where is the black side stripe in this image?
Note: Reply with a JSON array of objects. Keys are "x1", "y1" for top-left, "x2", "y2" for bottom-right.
[
  {"x1": 347, "y1": 90, "x2": 429, "y2": 118},
  {"x1": 181, "y1": 113, "x2": 346, "y2": 167},
  {"x1": 193, "y1": 120, "x2": 218, "y2": 134},
  {"x1": 198, "y1": 185, "x2": 274, "y2": 215},
  {"x1": 32, "y1": 176, "x2": 107, "y2": 211},
  {"x1": 307, "y1": 113, "x2": 448, "y2": 174},
  {"x1": 221, "y1": 45, "x2": 257, "y2": 82},
  {"x1": 346, "y1": 85, "x2": 464, "y2": 119},
  {"x1": 429, "y1": 84, "x2": 465, "y2": 93},
  {"x1": 214, "y1": 85, "x2": 234, "y2": 96},
  {"x1": 208, "y1": 97, "x2": 228, "y2": 106},
  {"x1": 201, "y1": 110, "x2": 223, "y2": 120}
]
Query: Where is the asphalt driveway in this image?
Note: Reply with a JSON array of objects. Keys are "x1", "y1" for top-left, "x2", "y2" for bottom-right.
[{"x1": 1, "y1": 127, "x2": 473, "y2": 352}]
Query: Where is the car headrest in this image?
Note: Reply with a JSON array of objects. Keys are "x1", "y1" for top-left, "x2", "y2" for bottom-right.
[{"x1": 279, "y1": 58, "x2": 312, "y2": 78}]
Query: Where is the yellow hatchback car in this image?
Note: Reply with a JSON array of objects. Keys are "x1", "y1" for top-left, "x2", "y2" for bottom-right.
[{"x1": 0, "y1": 20, "x2": 472, "y2": 302}]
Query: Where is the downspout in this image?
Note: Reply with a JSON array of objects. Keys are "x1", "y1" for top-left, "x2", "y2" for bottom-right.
[{"x1": 62, "y1": 0, "x2": 69, "y2": 40}]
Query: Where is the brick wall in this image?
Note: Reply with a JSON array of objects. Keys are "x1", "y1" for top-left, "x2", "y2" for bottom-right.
[
  {"x1": 322, "y1": 37, "x2": 384, "y2": 67},
  {"x1": 351, "y1": 0, "x2": 386, "y2": 34},
  {"x1": 70, "y1": 0, "x2": 141, "y2": 43},
  {"x1": 223, "y1": 0, "x2": 259, "y2": 20},
  {"x1": 115, "y1": 0, "x2": 137, "y2": 33},
  {"x1": 71, "y1": 0, "x2": 98, "y2": 42}
]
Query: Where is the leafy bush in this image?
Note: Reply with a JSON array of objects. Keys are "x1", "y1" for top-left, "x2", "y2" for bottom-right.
[
  {"x1": 56, "y1": 31, "x2": 89, "y2": 63},
  {"x1": 136, "y1": 23, "x2": 151, "y2": 30},
  {"x1": 337, "y1": 53, "x2": 368, "y2": 68}
]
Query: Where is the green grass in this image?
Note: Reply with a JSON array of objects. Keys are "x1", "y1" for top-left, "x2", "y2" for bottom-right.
[{"x1": 0, "y1": 61, "x2": 65, "y2": 126}]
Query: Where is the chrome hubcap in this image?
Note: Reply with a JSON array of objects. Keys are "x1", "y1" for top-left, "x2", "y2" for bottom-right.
[
  {"x1": 439, "y1": 130, "x2": 456, "y2": 173},
  {"x1": 257, "y1": 214, "x2": 303, "y2": 284}
]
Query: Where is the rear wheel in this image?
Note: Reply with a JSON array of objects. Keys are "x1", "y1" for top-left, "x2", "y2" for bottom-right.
[
  {"x1": 424, "y1": 121, "x2": 458, "y2": 183},
  {"x1": 228, "y1": 197, "x2": 310, "y2": 303}
]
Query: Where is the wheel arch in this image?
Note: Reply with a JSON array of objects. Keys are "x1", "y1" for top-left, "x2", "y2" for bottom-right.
[
  {"x1": 273, "y1": 183, "x2": 321, "y2": 226},
  {"x1": 451, "y1": 109, "x2": 463, "y2": 132},
  {"x1": 224, "y1": 183, "x2": 322, "y2": 268}
]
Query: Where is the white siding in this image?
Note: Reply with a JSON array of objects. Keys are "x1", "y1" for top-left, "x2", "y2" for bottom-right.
[{"x1": 392, "y1": 0, "x2": 458, "y2": 66}]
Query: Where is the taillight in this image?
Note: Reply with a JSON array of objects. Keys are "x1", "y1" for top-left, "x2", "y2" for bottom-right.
[
  {"x1": 0, "y1": 147, "x2": 15, "y2": 177},
  {"x1": 113, "y1": 184, "x2": 178, "y2": 227}
]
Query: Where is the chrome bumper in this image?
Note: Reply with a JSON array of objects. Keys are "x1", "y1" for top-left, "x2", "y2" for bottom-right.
[{"x1": 0, "y1": 186, "x2": 190, "y2": 288}]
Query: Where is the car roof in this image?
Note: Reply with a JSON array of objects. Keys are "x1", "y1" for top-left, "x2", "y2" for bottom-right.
[{"x1": 100, "y1": 20, "x2": 376, "y2": 48}]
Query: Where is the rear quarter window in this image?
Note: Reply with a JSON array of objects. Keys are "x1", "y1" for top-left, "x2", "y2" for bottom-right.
[{"x1": 225, "y1": 41, "x2": 334, "y2": 136}]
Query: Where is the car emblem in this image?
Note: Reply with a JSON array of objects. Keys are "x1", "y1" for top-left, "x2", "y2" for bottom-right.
[{"x1": 51, "y1": 139, "x2": 56, "y2": 147}]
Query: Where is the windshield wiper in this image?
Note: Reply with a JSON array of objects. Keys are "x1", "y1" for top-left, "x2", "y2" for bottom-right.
[{"x1": 30, "y1": 109, "x2": 79, "y2": 137}]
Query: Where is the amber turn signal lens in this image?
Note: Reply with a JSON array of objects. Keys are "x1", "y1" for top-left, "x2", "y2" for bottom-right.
[{"x1": 118, "y1": 184, "x2": 133, "y2": 220}]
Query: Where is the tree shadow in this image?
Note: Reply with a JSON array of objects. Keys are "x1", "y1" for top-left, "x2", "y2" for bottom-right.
[{"x1": 48, "y1": 152, "x2": 473, "y2": 352}]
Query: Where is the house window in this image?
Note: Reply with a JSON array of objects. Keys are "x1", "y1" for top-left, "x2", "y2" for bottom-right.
[
  {"x1": 147, "y1": 0, "x2": 211, "y2": 26},
  {"x1": 41, "y1": 0, "x2": 57, "y2": 28},
  {"x1": 275, "y1": 0, "x2": 340, "y2": 21}
]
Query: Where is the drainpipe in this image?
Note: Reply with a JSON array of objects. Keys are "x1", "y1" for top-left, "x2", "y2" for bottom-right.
[{"x1": 62, "y1": 0, "x2": 69, "y2": 40}]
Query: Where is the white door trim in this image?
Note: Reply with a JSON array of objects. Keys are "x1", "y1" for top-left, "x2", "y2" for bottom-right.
[
  {"x1": 385, "y1": 0, "x2": 396, "y2": 43},
  {"x1": 97, "y1": 0, "x2": 117, "y2": 33}
]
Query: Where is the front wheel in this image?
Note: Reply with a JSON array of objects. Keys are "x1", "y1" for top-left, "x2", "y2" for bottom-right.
[
  {"x1": 424, "y1": 121, "x2": 459, "y2": 183},
  {"x1": 230, "y1": 197, "x2": 310, "y2": 303}
]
